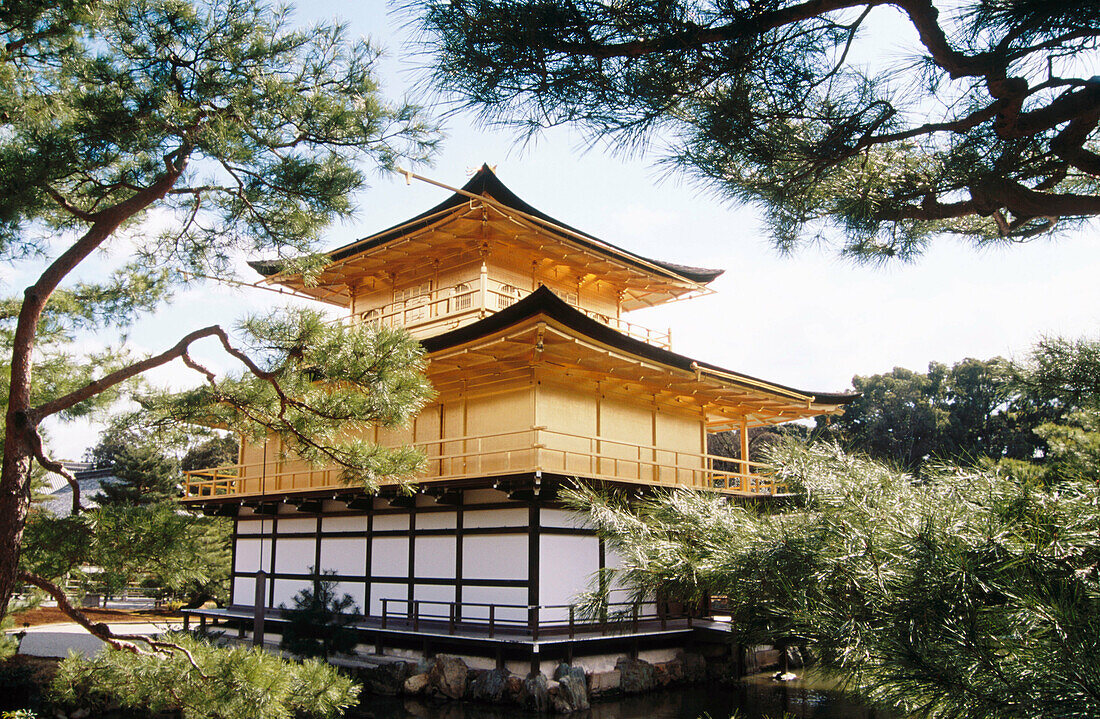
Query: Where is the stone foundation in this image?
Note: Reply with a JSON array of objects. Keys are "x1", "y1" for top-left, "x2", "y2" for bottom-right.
[{"x1": 347, "y1": 650, "x2": 748, "y2": 714}]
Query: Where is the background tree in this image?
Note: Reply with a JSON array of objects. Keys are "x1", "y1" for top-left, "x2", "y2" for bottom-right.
[
  {"x1": 1011, "y1": 335, "x2": 1100, "y2": 485},
  {"x1": 816, "y1": 356, "x2": 1054, "y2": 471},
  {"x1": 93, "y1": 444, "x2": 181, "y2": 506},
  {"x1": 414, "y1": 0, "x2": 1100, "y2": 260},
  {"x1": 71, "y1": 423, "x2": 234, "y2": 604},
  {"x1": 181, "y1": 435, "x2": 240, "y2": 474},
  {"x1": 817, "y1": 365, "x2": 948, "y2": 470},
  {"x1": 707, "y1": 424, "x2": 807, "y2": 471},
  {"x1": 1, "y1": 0, "x2": 437, "y2": 671}
]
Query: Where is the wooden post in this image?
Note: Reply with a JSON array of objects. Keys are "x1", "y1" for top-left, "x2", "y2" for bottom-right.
[
  {"x1": 252, "y1": 570, "x2": 266, "y2": 647},
  {"x1": 478, "y1": 261, "x2": 488, "y2": 317},
  {"x1": 740, "y1": 418, "x2": 750, "y2": 491},
  {"x1": 488, "y1": 604, "x2": 496, "y2": 638}
]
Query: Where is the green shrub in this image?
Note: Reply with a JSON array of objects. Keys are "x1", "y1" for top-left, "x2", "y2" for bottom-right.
[
  {"x1": 279, "y1": 569, "x2": 361, "y2": 660},
  {"x1": 49, "y1": 632, "x2": 359, "y2": 719}
]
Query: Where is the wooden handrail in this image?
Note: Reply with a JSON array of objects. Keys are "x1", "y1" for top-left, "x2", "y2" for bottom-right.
[
  {"x1": 183, "y1": 426, "x2": 786, "y2": 498},
  {"x1": 340, "y1": 278, "x2": 672, "y2": 349}
]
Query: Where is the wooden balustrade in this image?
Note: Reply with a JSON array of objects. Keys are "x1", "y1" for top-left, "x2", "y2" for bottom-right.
[
  {"x1": 183, "y1": 426, "x2": 784, "y2": 499},
  {"x1": 374, "y1": 595, "x2": 682, "y2": 638},
  {"x1": 343, "y1": 278, "x2": 672, "y2": 349}
]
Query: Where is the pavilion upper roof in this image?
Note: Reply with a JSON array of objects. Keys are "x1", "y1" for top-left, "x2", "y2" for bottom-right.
[
  {"x1": 249, "y1": 165, "x2": 724, "y2": 310},
  {"x1": 422, "y1": 286, "x2": 859, "y2": 428}
]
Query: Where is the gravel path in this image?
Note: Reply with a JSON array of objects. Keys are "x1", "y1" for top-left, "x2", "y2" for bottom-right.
[{"x1": 13, "y1": 621, "x2": 184, "y2": 658}]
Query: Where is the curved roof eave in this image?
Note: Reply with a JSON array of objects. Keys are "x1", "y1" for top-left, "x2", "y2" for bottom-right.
[
  {"x1": 421, "y1": 286, "x2": 859, "y2": 407},
  {"x1": 250, "y1": 165, "x2": 725, "y2": 285}
]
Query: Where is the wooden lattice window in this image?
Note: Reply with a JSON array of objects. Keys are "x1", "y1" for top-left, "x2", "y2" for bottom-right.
[
  {"x1": 360, "y1": 308, "x2": 383, "y2": 326},
  {"x1": 497, "y1": 283, "x2": 520, "y2": 309},
  {"x1": 452, "y1": 283, "x2": 473, "y2": 311},
  {"x1": 394, "y1": 281, "x2": 432, "y2": 322}
]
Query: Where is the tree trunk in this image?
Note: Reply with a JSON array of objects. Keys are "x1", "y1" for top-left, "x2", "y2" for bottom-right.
[
  {"x1": 0, "y1": 167, "x2": 184, "y2": 620},
  {"x1": 0, "y1": 442, "x2": 32, "y2": 618}
]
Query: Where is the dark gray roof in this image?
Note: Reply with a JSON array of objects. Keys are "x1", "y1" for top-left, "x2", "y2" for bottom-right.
[{"x1": 42, "y1": 476, "x2": 107, "y2": 516}]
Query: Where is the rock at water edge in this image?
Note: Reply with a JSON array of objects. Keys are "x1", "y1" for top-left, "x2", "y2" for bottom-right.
[
  {"x1": 403, "y1": 673, "x2": 430, "y2": 695},
  {"x1": 553, "y1": 663, "x2": 590, "y2": 712},
  {"x1": 469, "y1": 668, "x2": 511, "y2": 703},
  {"x1": 615, "y1": 658, "x2": 656, "y2": 694},
  {"x1": 587, "y1": 669, "x2": 621, "y2": 697},
  {"x1": 427, "y1": 655, "x2": 469, "y2": 699}
]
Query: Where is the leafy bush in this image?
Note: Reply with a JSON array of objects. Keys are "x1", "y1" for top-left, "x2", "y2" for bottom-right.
[{"x1": 49, "y1": 632, "x2": 359, "y2": 719}]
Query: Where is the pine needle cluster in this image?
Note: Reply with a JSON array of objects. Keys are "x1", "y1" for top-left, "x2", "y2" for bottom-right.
[
  {"x1": 567, "y1": 438, "x2": 1100, "y2": 718},
  {"x1": 50, "y1": 632, "x2": 359, "y2": 719}
]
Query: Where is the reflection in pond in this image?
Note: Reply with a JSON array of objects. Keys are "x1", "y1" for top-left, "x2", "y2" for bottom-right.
[{"x1": 352, "y1": 672, "x2": 887, "y2": 719}]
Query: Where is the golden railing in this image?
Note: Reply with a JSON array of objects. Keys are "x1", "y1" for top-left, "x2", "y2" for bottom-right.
[
  {"x1": 346, "y1": 279, "x2": 672, "y2": 349},
  {"x1": 182, "y1": 427, "x2": 784, "y2": 499}
]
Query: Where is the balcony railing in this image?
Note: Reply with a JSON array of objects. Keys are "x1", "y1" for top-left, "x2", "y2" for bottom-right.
[
  {"x1": 182, "y1": 426, "x2": 784, "y2": 500},
  {"x1": 352, "y1": 279, "x2": 672, "y2": 349}
]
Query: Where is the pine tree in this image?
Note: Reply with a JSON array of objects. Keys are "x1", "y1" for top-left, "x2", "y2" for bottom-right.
[
  {"x1": 279, "y1": 569, "x2": 362, "y2": 661},
  {"x1": 567, "y1": 336, "x2": 1100, "y2": 718},
  {"x1": 413, "y1": 0, "x2": 1100, "y2": 260},
  {"x1": 0, "y1": 0, "x2": 438, "y2": 621},
  {"x1": 94, "y1": 443, "x2": 181, "y2": 506},
  {"x1": 0, "y1": 0, "x2": 438, "y2": 711}
]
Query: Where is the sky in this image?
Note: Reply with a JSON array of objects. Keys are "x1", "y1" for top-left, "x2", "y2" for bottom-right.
[{"x1": 26, "y1": 2, "x2": 1100, "y2": 460}]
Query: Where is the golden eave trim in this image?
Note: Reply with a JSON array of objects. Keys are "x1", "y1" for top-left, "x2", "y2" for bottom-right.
[{"x1": 691, "y1": 361, "x2": 814, "y2": 404}]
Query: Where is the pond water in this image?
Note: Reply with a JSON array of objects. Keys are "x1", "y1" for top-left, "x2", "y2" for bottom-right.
[{"x1": 351, "y1": 672, "x2": 889, "y2": 719}]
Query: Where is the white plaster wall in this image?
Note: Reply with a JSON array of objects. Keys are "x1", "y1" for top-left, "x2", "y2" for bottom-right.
[
  {"x1": 322, "y1": 515, "x2": 366, "y2": 532},
  {"x1": 370, "y1": 583, "x2": 409, "y2": 616},
  {"x1": 318, "y1": 537, "x2": 366, "y2": 576},
  {"x1": 234, "y1": 538, "x2": 271, "y2": 573},
  {"x1": 236, "y1": 519, "x2": 267, "y2": 535},
  {"x1": 602, "y1": 547, "x2": 657, "y2": 614},
  {"x1": 413, "y1": 536, "x2": 456, "y2": 578},
  {"x1": 416, "y1": 511, "x2": 457, "y2": 530},
  {"x1": 331, "y1": 581, "x2": 366, "y2": 613},
  {"x1": 232, "y1": 576, "x2": 254, "y2": 605},
  {"x1": 272, "y1": 579, "x2": 311, "y2": 608},
  {"x1": 275, "y1": 517, "x2": 316, "y2": 532},
  {"x1": 540, "y1": 508, "x2": 585, "y2": 529},
  {"x1": 373, "y1": 514, "x2": 410, "y2": 531},
  {"x1": 463, "y1": 535, "x2": 526, "y2": 580},
  {"x1": 465, "y1": 507, "x2": 527, "y2": 528},
  {"x1": 539, "y1": 534, "x2": 600, "y2": 621},
  {"x1": 603, "y1": 545, "x2": 631, "y2": 592},
  {"x1": 274, "y1": 537, "x2": 316, "y2": 574},
  {"x1": 461, "y1": 586, "x2": 528, "y2": 624},
  {"x1": 371, "y1": 536, "x2": 409, "y2": 576},
  {"x1": 412, "y1": 584, "x2": 456, "y2": 607}
]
